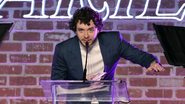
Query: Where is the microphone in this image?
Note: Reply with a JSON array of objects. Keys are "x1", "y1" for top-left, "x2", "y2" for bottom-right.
[{"x1": 83, "y1": 42, "x2": 89, "y2": 82}]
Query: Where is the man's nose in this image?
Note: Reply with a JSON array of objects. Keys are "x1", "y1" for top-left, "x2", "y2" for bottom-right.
[{"x1": 84, "y1": 31, "x2": 89, "y2": 38}]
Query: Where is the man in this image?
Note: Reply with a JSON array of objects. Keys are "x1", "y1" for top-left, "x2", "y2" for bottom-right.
[
  {"x1": 51, "y1": 6, "x2": 164, "y2": 80},
  {"x1": 51, "y1": 6, "x2": 165, "y2": 104}
]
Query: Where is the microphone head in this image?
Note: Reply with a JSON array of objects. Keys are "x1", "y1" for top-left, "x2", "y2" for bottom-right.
[{"x1": 85, "y1": 42, "x2": 89, "y2": 48}]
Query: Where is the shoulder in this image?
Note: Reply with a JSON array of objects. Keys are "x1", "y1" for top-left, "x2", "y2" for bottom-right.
[
  {"x1": 55, "y1": 36, "x2": 78, "y2": 50},
  {"x1": 98, "y1": 31, "x2": 120, "y2": 36},
  {"x1": 98, "y1": 31, "x2": 123, "y2": 42}
]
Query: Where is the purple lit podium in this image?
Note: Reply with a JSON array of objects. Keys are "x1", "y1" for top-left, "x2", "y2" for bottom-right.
[{"x1": 40, "y1": 80, "x2": 130, "y2": 104}]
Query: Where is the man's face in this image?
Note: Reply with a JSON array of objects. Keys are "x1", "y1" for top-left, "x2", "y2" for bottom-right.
[{"x1": 76, "y1": 20, "x2": 99, "y2": 46}]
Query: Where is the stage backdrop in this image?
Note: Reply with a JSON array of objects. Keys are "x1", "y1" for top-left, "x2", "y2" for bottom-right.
[{"x1": 0, "y1": 0, "x2": 185, "y2": 104}]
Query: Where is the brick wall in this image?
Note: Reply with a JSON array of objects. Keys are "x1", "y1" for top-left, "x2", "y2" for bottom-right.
[{"x1": 0, "y1": 0, "x2": 185, "y2": 104}]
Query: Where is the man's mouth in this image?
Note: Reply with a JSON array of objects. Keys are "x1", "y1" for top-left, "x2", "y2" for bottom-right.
[{"x1": 83, "y1": 39, "x2": 91, "y2": 43}]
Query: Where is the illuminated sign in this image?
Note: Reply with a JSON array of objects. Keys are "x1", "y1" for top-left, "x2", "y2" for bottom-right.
[{"x1": 0, "y1": 0, "x2": 184, "y2": 21}]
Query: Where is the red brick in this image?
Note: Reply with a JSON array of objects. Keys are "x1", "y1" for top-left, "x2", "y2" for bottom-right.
[
  {"x1": 39, "y1": 100, "x2": 52, "y2": 104},
  {"x1": 57, "y1": 21, "x2": 69, "y2": 29},
  {"x1": 3, "y1": 32, "x2": 10, "y2": 40},
  {"x1": 120, "y1": 33, "x2": 131, "y2": 41},
  {"x1": 147, "y1": 22, "x2": 174, "y2": 31},
  {"x1": 160, "y1": 100, "x2": 185, "y2": 104},
  {"x1": 0, "y1": 99, "x2": 7, "y2": 104},
  {"x1": 148, "y1": 0, "x2": 158, "y2": 9},
  {"x1": 39, "y1": 54, "x2": 53, "y2": 63},
  {"x1": 111, "y1": 9, "x2": 127, "y2": 18},
  {"x1": 26, "y1": 43, "x2": 53, "y2": 52},
  {"x1": 52, "y1": 9, "x2": 69, "y2": 16},
  {"x1": 39, "y1": 77, "x2": 50, "y2": 82},
  {"x1": 0, "y1": 10, "x2": 9, "y2": 18},
  {"x1": 118, "y1": 0, "x2": 130, "y2": 9},
  {"x1": 102, "y1": 22, "x2": 113, "y2": 30},
  {"x1": 130, "y1": 78, "x2": 157, "y2": 87},
  {"x1": 26, "y1": 0, "x2": 53, "y2": 8},
  {"x1": 0, "y1": 54, "x2": 6, "y2": 62},
  {"x1": 116, "y1": 66, "x2": 143, "y2": 75},
  {"x1": 89, "y1": 0, "x2": 116, "y2": 8},
  {"x1": 117, "y1": 22, "x2": 144, "y2": 30},
  {"x1": 176, "y1": 67, "x2": 185, "y2": 76},
  {"x1": 0, "y1": 43, "x2": 22, "y2": 51},
  {"x1": 136, "y1": 10, "x2": 157, "y2": 17},
  {"x1": 179, "y1": 0, "x2": 185, "y2": 8},
  {"x1": 45, "y1": 0, "x2": 54, "y2": 8},
  {"x1": 130, "y1": 0, "x2": 147, "y2": 9},
  {"x1": 0, "y1": 65, "x2": 22, "y2": 74},
  {"x1": 0, "y1": 88, "x2": 20, "y2": 96},
  {"x1": 13, "y1": 32, "x2": 40, "y2": 41},
  {"x1": 0, "y1": 77, "x2": 6, "y2": 85},
  {"x1": 14, "y1": 8, "x2": 41, "y2": 16},
  {"x1": 159, "y1": 0, "x2": 175, "y2": 8},
  {"x1": 118, "y1": 58, "x2": 127, "y2": 64},
  {"x1": 10, "y1": 99, "x2": 37, "y2": 104},
  {"x1": 128, "y1": 88, "x2": 142, "y2": 98},
  {"x1": 130, "y1": 100, "x2": 157, "y2": 104},
  {"x1": 3, "y1": 2, "x2": 23, "y2": 7},
  {"x1": 147, "y1": 44, "x2": 163, "y2": 53},
  {"x1": 134, "y1": 33, "x2": 158, "y2": 42},
  {"x1": 44, "y1": 32, "x2": 70, "y2": 41},
  {"x1": 159, "y1": 78, "x2": 184, "y2": 87},
  {"x1": 145, "y1": 89, "x2": 172, "y2": 98},
  {"x1": 10, "y1": 54, "x2": 36, "y2": 63},
  {"x1": 59, "y1": 0, "x2": 72, "y2": 8},
  {"x1": 147, "y1": 0, "x2": 175, "y2": 9},
  {"x1": 132, "y1": 44, "x2": 144, "y2": 50},
  {"x1": 0, "y1": 65, "x2": 22, "y2": 70},
  {"x1": 26, "y1": 21, "x2": 53, "y2": 30},
  {"x1": 45, "y1": 10, "x2": 58, "y2": 16},
  {"x1": 183, "y1": 77, "x2": 185, "y2": 87},
  {"x1": 24, "y1": 88, "x2": 44, "y2": 97},
  {"x1": 40, "y1": 100, "x2": 65, "y2": 104},
  {"x1": 13, "y1": 10, "x2": 30, "y2": 18},
  {"x1": 176, "y1": 89, "x2": 185, "y2": 98},
  {"x1": 10, "y1": 77, "x2": 36, "y2": 85},
  {"x1": 146, "y1": 66, "x2": 171, "y2": 76},
  {"x1": 160, "y1": 56, "x2": 169, "y2": 64},
  {"x1": 25, "y1": 65, "x2": 51, "y2": 74}
]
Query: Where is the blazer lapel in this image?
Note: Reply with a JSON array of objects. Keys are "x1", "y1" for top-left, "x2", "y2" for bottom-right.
[
  {"x1": 70, "y1": 36, "x2": 84, "y2": 78},
  {"x1": 98, "y1": 36, "x2": 111, "y2": 71}
]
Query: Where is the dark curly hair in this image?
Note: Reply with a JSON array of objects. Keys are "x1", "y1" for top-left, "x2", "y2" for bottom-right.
[{"x1": 69, "y1": 7, "x2": 103, "y2": 32}]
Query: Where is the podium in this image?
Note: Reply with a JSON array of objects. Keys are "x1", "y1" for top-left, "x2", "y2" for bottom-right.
[{"x1": 40, "y1": 80, "x2": 130, "y2": 104}]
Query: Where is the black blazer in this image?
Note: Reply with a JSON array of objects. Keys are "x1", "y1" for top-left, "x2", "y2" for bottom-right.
[{"x1": 51, "y1": 31, "x2": 156, "y2": 80}]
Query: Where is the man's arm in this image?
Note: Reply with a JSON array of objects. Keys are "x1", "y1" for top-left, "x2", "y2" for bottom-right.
[{"x1": 117, "y1": 32, "x2": 165, "y2": 72}]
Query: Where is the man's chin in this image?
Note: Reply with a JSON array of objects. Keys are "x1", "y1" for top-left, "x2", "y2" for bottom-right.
[
  {"x1": 80, "y1": 41, "x2": 91, "y2": 46},
  {"x1": 84, "y1": 42, "x2": 92, "y2": 46}
]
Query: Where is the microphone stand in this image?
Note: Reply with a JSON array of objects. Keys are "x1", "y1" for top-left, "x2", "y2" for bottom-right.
[{"x1": 83, "y1": 42, "x2": 89, "y2": 82}]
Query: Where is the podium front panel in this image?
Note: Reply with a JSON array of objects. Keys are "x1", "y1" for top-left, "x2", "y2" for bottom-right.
[{"x1": 40, "y1": 80, "x2": 130, "y2": 103}]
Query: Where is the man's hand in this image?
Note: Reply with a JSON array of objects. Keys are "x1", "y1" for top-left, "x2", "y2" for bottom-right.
[
  {"x1": 146, "y1": 61, "x2": 165, "y2": 72},
  {"x1": 87, "y1": 72, "x2": 106, "y2": 81}
]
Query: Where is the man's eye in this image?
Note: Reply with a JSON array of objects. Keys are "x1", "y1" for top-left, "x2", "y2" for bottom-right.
[
  {"x1": 89, "y1": 29, "x2": 94, "y2": 32},
  {"x1": 78, "y1": 29, "x2": 83, "y2": 32}
]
